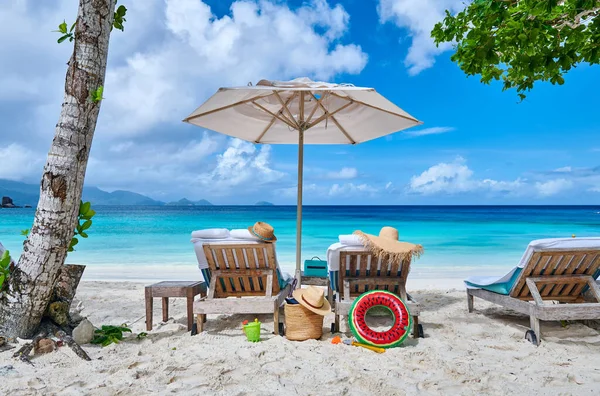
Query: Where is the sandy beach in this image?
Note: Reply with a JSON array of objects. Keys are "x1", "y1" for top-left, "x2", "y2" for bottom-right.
[{"x1": 1, "y1": 281, "x2": 599, "y2": 396}]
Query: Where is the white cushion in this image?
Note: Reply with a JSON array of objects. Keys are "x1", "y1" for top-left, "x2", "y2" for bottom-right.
[
  {"x1": 190, "y1": 228, "x2": 230, "y2": 239},
  {"x1": 230, "y1": 229, "x2": 261, "y2": 241},
  {"x1": 326, "y1": 242, "x2": 369, "y2": 271},
  {"x1": 338, "y1": 234, "x2": 363, "y2": 246},
  {"x1": 517, "y1": 237, "x2": 600, "y2": 268}
]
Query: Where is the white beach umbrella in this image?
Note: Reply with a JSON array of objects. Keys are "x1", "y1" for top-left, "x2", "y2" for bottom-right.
[{"x1": 183, "y1": 77, "x2": 422, "y2": 283}]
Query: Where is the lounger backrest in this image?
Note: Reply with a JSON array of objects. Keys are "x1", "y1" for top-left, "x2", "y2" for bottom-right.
[
  {"x1": 338, "y1": 250, "x2": 410, "y2": 300},
  {"x1": 203, "y1": 243, "x2": 280, "y2": 298},
  {"x1": 510, "y1": 248, "x2": 600, "y2": 302}
]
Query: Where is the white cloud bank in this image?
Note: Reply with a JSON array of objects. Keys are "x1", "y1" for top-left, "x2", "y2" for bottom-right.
[
  {"x1": 103, "y1": 0, "x2": 368, "y2": 136},
  {"x1": 408, "y1": 156, "x2": 525, "y2": 195},
  {"x1": 0, "y1": 0, "x2": 368, "y2": 202},
  {"x1": 535, "y1": 179, "x2": 574, "y2": 197},
  {"x1": 404, "y1": 126, "x2": 455, "y2": 137},
  {"x1": 377, "y1": 0, "x2": 464, "y2": 75},
  {"x1": 326, "y1": 167, "x2": 358, "y2": 179},
  {"x1": 408, "y1": 157, "x2": 600, "y2": 198},
  {"x1": 0, "y1": 144, "x2": 44, "y2": 181}
]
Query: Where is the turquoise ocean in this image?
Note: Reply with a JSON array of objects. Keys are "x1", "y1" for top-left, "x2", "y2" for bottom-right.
[{"x1": 1, "y1": 206, "x2": 599, "y2": 283}]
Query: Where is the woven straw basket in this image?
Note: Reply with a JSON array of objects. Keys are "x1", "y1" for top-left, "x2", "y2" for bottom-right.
[{"x1": 284, "y1": 303, "x2": 324, "y2": 341}]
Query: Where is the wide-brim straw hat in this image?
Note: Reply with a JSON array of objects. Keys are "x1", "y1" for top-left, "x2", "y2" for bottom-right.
[
  {"x1": 353, "y1": 226, "x2": 423, "y2": 263},
  {"x1": 248, "y1": 221, "x2": 277, "y2": 242},
  {"x1": 292, "y1": 286, "x2": 331, "y2": 316}
]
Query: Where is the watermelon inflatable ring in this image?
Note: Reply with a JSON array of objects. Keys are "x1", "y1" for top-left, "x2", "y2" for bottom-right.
[{"x1": 348, "y1": 290, "x2": 412, "y2": 349}]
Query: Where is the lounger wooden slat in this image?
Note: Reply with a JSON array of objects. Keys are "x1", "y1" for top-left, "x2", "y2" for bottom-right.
[
  {"x1": 467, "y1": 244, "x2": 600, "y2": 345},
  {"x1": 332, "y1": 250, "x2": 421, "y2": 338},
  {"x1": 196, "y1": 243, "x2": 292, "y2": 334}
]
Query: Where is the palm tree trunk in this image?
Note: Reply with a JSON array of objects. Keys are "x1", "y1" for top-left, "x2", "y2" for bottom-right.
[{"x1": 0, "y1": 0, "x2": 116, "y2": 338}]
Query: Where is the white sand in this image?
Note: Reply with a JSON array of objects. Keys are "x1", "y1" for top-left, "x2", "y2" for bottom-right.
[{"x1": 2, "y1": 281, "x2": 600, "y2": 395}]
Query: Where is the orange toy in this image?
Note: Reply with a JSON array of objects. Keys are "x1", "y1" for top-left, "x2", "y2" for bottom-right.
[{"x1": 331, "y1": 336, "x2": 342, "y2": 344}]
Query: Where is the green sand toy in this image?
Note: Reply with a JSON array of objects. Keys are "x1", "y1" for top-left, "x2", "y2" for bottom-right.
[{"x1": 242, "y1": 318, "x2": 261, "y2": 342}]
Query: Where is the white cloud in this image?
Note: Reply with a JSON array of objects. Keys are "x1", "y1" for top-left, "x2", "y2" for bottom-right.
[
  {"x1": 408, "y1": 156, "x2": 475, "y2": 194},
  {"x1": 276, "y1": 181, "x2": 381, "y2": 199},
  {"x1": 278, "y1": 183, "x2": 320, "y2": 198},
  {"x1": 377, "y1": 0, "x2": 464, "y2": 75},
  {"x1": 326, "y1": 167, "x2": 358, "y2": 179},
  {"x1": 0, "y1": 143, "x2": 44, "y2": 181},
  {"x1": 198, "y1": 139, "x2": 284, "y2": 194},
  {"x1": 535, "y1": 179, "x2": 574, "y2": 197},
  {"x1": 329, "y1": 183, "x2": 378, "y2": 197},
  {"x1": 553, "y1": 166, "x2": 572, "y2": 173},
  {"x1": 481, "y1": 178, "x2": 526, "y2": 193},
  {"x1": 405, "y1": 126, "x2": 455, "y2": 137},
  {"x1": 102, "y1": 0, "x2": 368, "y2": 137},
  {"x1": 408, "y1": 156, "x2": 525, "y2": 195}
]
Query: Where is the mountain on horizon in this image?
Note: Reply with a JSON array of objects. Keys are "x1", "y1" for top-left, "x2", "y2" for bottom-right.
[
  {"x1": 165, "y1": 198, "x2": 213, "y2": 206},
  {"x1": 255, "y1": 201, "x2": 274, "y2": 206},
  {"x1": 0, "y1": 179, "x2": 164, "y2": 206}
]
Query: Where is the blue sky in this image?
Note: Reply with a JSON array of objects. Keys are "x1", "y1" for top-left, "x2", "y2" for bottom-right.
[{"x1": 0, "y1": 0, "x2": 598, "y2": 204}]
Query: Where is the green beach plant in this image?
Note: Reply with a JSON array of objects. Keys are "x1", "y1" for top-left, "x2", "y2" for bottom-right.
[
  {"x1": 431, "y1": 0, "x2": 600, "y2": 99},
  {"x1": 69, "y1": 201, "x2": 96, "y2": 252},
  {"x1": 91, "y1": 324, "x2": 132, "y2": 347},
  {"x1": 0, "y1": 250, "x2": 11, "y2": 290},
  {"x1": 55, "y1": 3, "x2": 127, "y2": 43},
  {"x1": 90, "y1": 86, "x2": 104, "y2": 103}
]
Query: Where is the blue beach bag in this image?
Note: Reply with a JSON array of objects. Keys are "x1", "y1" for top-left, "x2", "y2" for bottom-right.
[{"x1": 303, "y1": 256, "x2": 327, "y2": 278}]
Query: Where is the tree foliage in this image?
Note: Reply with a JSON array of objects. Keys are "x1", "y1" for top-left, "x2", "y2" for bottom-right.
[{"x1": 431, "y1": 0, "x2": 600, "y2": 99}]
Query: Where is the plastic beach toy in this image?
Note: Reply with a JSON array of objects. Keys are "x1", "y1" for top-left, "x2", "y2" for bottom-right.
[
  {"x1": 242, "y1": 319, "x2": 261, "y2": 342},
  {"x1": 349, "y1": 290, "x2": 412, "y2": 349},
  {"x1": 343, "y1": 339, "x2": 385, "y2": 353}
]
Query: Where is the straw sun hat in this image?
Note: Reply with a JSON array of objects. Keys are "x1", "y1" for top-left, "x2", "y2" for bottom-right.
[
  {"x1": 292, "y1": 286, "x2": 331, "y2": 316},
  {"x1": 354, "y1": 226, "x2": 423, "y2": 264},
  {"x1": 248, "y1": 221, "x2": 277, "y2": 242}
]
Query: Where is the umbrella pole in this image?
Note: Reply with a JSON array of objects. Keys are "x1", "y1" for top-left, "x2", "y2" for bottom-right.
[{"x1": 296, "y1": 128, "x2": 304, "y2": 287}]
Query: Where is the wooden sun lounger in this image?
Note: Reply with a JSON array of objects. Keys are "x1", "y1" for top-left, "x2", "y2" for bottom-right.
[
  {"x1": 330, "y1": 250, "x2": 422, "y2": 338},
  {"x1": 193, "y1": 243, "x2": 292, "y2": 335},
  {"x1": 467, "y1": 248, "x2": 600, "y2": 345}
]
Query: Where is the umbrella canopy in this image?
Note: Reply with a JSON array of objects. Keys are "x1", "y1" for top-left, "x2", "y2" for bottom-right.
[{"x1": 183, "y1": 77, "x2": 422, "y2": 283}]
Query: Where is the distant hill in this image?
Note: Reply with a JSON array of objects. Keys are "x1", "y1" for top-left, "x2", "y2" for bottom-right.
[
  {"x1": 83, "y1": 186, "x2": 163, "y2": 206},
  {"x1": 166, "y1": 198, "x2": 213, "y2": 206},
  {"x1": 255, "y1": 201, "x2": 274, "y2": 206},
  {"x1": 0, "y1": 179, "x2": 39, "y2": 206},
  {"x1": 0, "y1": 179, "x2": 163, "y2": 206}
]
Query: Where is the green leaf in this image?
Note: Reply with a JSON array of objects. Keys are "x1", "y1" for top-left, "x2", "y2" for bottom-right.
[
  {"x1": 57, "y1": 34, "x2": 70, "y2": 44},
  {"x1": 58, "y1": 21, "x2": 68, "y2": 34},
  {"x1": 117, "y1": 5, "x2": 127, "y2": 17},
  {"x1": 20, "y1": 229, "x2": 30, "y2": 236},
  {"x1": 70, "y1": 21, "x2": 76, "y2": 33},
  {"x1": 429, "y1": 0, "x2": 596, "y2": 98},
  {"x1": 90, "y1": 86, "x2": 104, "y2": 103},
  {"x1": 80, "y1": 201, "x2": 91, "y2": 216},
  {"x1": 81, "y1": 220, "x2": 92, "y2": 230},
  {"x1": 79, "y1": 231, "x2": 88, "y2": 238}
]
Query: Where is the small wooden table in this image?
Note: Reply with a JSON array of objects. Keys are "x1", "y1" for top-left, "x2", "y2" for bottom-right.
[{"x1": 145, "y1": 281, "x2": 206, "y2": 331}]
